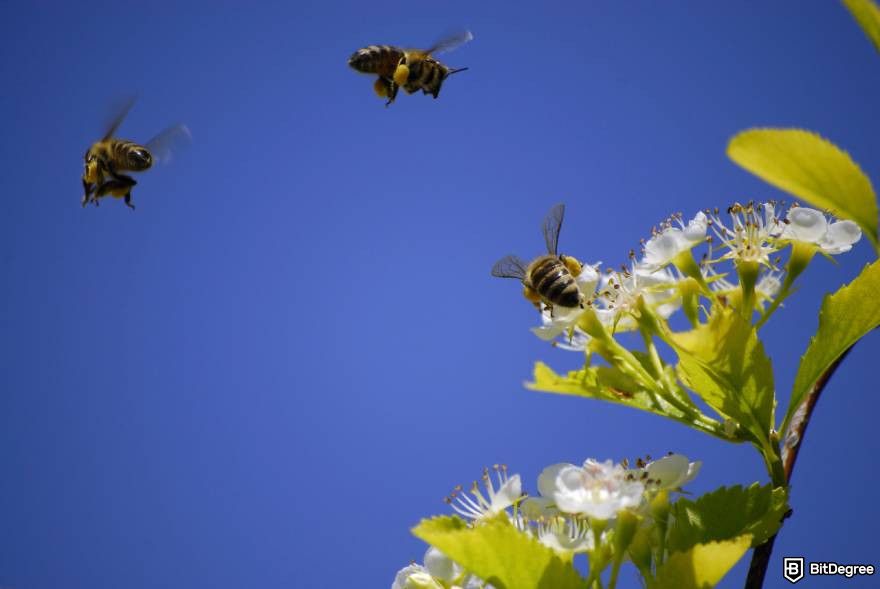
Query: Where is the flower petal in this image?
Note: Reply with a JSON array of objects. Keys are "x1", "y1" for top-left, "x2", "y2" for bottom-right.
[
  {"x1": 646, "y1": 454, "x2": 690, "y2": 488},
  {"x1": 490, "y1": 474, "x2": 522, "y2": 512},
  {"x1": 538, "y1": 463, "x2": 573, "y2": 497},
  {"x1": 821, "y1": 220, "x2": 862, "y2": 253},
  {"x1": 786, "y1": 207, "x2": 828, "y2": 242},
  {"x1": 423, "y1": 547, "x2": 461, "y2": 582},
  {"x1": 684, "y1": 211, "x2": 709, "y2": 242}
]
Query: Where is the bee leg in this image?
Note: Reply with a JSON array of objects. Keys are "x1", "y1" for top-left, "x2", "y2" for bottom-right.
[
  {"x1": 95, "y1": 176, "x2": 137, "y2": 210},
  {"x1": 81, "y1": 178, "x2": 94, "y2": 207},
  {"x1": 385, "y1": 81, "x2": 399, "y2": 107},
  {"x1": 119, "y1": 175, "x2": 137, "y2": 210}
]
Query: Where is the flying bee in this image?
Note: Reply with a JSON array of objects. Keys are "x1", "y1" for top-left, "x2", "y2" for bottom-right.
[
  {"x1": 492, "y1": 203, "x2": 587, "y2": 313},
  {"x1": 348, "y1": 30, "x2": 472, "y2": 106},
  {"x1": 82, "y1": 99, "x2": 190, "y2": 210}
]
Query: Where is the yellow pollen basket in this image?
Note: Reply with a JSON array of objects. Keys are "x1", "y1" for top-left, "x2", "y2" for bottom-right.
[
  {"x1": 561, "y1": 255, "x2": 583, "y2": 277},
  {"x1": 393, "y1": 63, "x2": 410, "y2": 86},
  {"x1": 523, "y1": 285, "x2": 542, "y2": 304},
  {"x1": 373, "y1": 78, "x2": 389, "y2": 98}
]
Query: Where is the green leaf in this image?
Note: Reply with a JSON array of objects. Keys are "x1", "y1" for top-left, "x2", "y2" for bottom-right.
[
  {"x1": 667, "y1": 484, "x2": 789, "y2": 553},
  {"x1": 728, "y1": 128, "x2": 879, "y2": 252},
  {"x1": 650, "y1": 536, "x2": 752, "y2": 589},
  {"x1": 412, "y1": 515, "x2": 586, "y2": 589},
  {"x1": 669, "y1": 309, "x2": 775, "y2": 444},
  {"x1": 844, "y1": 0, "x2": 880, "y2": 54},
  {"x1": 528, "y1": 362, "x2": 693, "y2": 423},
  {"x1": 784, "y1": 259, "x2": 880, "y2": 434}
]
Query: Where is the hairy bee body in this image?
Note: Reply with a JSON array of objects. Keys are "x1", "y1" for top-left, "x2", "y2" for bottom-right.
[
  {"x1": 82, "y1": 139, "x2": 152, "y2": 209},
  {"x1": 492, "y1": 204, "x2": 586, "y2": 312},
  {"x1": 84, "y1": 139, "x2": 153, "y2": 181},
  {"x1": 398, "y1": 55, "x2": 450, "y2": 98},
  {"x1": 348, "y1": 45, "x2": 405, "y2": 79},
  {"x1": 525, "y1": 255, "x2": 582, "y2": 309},
  {"x1": 81, "y1": 100, "x2": 189, "y2": 210},
  {"x1": 348, "y1": 31, "x2": 471, "y2": 106}
]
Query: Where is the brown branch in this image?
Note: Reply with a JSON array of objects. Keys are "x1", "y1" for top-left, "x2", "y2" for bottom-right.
[{"x1": 743, "y1": 347, "x2": 853, "y2": 589}]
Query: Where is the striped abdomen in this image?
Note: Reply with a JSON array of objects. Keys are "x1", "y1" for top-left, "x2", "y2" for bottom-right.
[
  {"x1": 526, "y1": 255, "x2": 582, "y2": 308},
  {"x1": 109, "y1": 139, "x2": 153, "y2": 172},
  {"x1": 402, "y1": 57, "x2": 447, "y2": 97},
  {"x1": 348, "y1": 45, "x2": 405, "y2": 78}
]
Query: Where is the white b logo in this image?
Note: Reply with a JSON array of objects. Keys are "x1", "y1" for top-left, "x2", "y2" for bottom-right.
[{"x1": 783, "y1": 557, "x2": 805, "y2": 584}]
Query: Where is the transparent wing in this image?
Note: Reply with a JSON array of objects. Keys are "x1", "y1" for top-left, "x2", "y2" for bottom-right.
[
  {"x1": 145, "y1": 124, "x2": 192, "y2": 165},
  {"x1": 426, "y1": 30, "x2": 474, "y2": 55},
  {"x1": 101, "y1": 96, "x2": 137, "y2": 140},
  {"x1": 542, "y1": 203, "x2": 565, "y2": 255},
  {"x1": 491, "y1": 255, "x2": 528, "y2": 280}
]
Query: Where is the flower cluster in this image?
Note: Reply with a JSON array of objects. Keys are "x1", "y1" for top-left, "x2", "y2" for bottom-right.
[
  {"x1": 530, "y1": 202, "x2": 862, "y2": 349},
  {"x1": 393, "y1": 455, "x2": 699, "y2": 587}
]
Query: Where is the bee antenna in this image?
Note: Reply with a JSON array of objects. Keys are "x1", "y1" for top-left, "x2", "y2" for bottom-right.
[{"x1": 446, "y1": 67, "x2": 469, "y2": 77}]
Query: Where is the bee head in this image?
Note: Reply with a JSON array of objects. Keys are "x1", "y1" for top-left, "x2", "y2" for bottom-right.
[
  {"x1": 128, "y1": 147, "x2": 153, "y2": 170},
  {"x1": 348, "y1": 49, "x2": 378, "y2": 74},
  {"x1": 347, "y1": 51, "x2": 366, "y2": 71},
  {"x1": 83, "y1": 159, "x2": 98, "y2": 183},
  {"x1": 82, "y1": 149, "x2": 98, "y2": 181}
]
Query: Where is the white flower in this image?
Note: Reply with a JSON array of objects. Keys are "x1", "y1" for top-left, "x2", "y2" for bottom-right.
[
  {"x1": 447, "y1": 465, "x2": 522, "y2": 521},
  {"x1": 532, "y1": 310, "x2": 590, "y2": 351},
  {"x1": 640, "y1": 211, "x2": 708, "y2": 271},
  {"x1": 392, "y1": 564, "x2": 442, "y2": 589},
  {"x1": 631, "y1": 454, "x2": 701, "y2": 491},
  {"x1": 530, "y1": 262, "x2": 600, "y2": 344},
  {"x1": 755, "y1": 272, "x2": 783, "y2": 300},
  {"x1": 538, "y1": 459, "x2": 644, "y2": 519},
  {"x1": 423, "y1": 547, "x2": 461, "y2": 582},
  {"x1": 536, "y1": 516, "x2": 594, "y2": 553},
  {"x1": 593, "y1": 265, "x2": 680, "y2": 331},
  {"x1": 778, "y1": 206, "x2": 862, "y2": 254},
  {"x1": 709, "y1": 202, "x2": 780, "y2": 267}
]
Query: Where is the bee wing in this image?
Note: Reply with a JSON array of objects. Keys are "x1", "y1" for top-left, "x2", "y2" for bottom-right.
[
  {"x1": 491, "y1": 255, "x2": 528, "y2": 280},
  {"x1": 101, "y1": 96, "x2": 137, "y2": 140},
  {"x1": 144, "y1": 124, "x2": 192, "y2": 165},
  {"x1": 542, "y1": 203, "x2": 565, "y2": 256},
  {"x1": 426, "y1": 30, "x2": 474, "y2": 55}
]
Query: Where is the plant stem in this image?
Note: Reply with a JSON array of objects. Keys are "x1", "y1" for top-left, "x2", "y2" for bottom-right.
[
  {"x1": 743, "y1": 347, "x2": 853, "y2": 589},
  {"x1": 608, "y1": 560, "x2": 622, "y2": 589}
]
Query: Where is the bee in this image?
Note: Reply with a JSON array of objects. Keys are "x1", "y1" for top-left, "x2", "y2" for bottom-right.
[
  {"x1": 492, "y1": 204, "x2": 586, "y2": 312},
  {"x1": 348, "y1": 30, "x2": 472, "y2": 106},
  {"x1": 82, "y1": 99, "x2": 190, "y2": 210}
]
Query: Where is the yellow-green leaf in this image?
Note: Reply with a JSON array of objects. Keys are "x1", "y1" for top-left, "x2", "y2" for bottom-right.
[
  {"x1": 844, "y1": 0, "x2": 880, "y2": 54},
  {"x1": 528, "y1": 362, "x2": 693, "y2": 423},
  {"x1": 728, "y1": 128, "x2": 879, "y2": 252},
  {"x1": 650, "y1": 535, "x2": 752, "y2": 589},
  {"x1": 669, "y1": 309, "x2": 775, "y2": 444},
  {"x1": 412, "y1": 515, "x2": 586, "y2": 589},
  {"x1": 668, "y1": 484, "x2": 788, "y2": 552},
  {"x1": 784, "y1": 259, "x2": 880, "y2": 434}
]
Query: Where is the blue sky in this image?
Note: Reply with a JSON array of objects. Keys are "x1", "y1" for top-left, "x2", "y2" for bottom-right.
[{"x1": 2, "y1": 1, "x2": 879, "y2": 587}]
